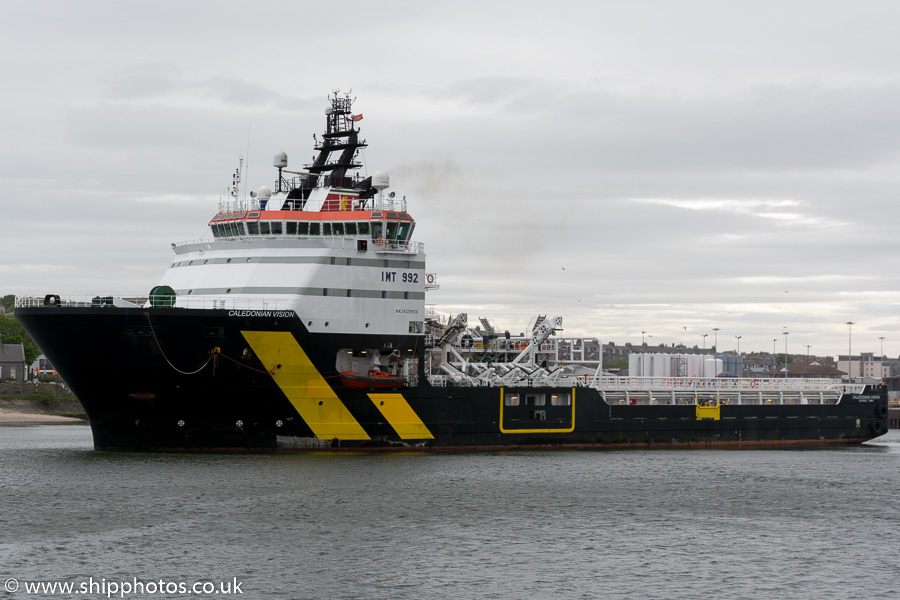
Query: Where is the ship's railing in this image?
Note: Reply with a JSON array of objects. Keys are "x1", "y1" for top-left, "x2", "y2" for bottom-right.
[
  {"x1": 591, "y1": 376, "x2": 848, "y2": 393},
  {"x1": 372, "y1": 195, "x2": 408, "y2": 213},
  {"x1": 15, "y1": 294, "x2": 298, "y2": 311},
  {"x1": 425, "y1": 372, "x2": 860, "y2": 403},
  {"x1": 174, "y1": 236, "x2": 423, "y2": 254}
]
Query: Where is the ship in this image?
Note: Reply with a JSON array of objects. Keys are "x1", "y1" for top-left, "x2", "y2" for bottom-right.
[{"x1": 15, "y1": 91, "x2": 889, "y2": 451}]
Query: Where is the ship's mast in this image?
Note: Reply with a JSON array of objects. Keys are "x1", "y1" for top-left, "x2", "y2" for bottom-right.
[{"x1": 304, "y1": 91, "x2": 367, "y2": 191}]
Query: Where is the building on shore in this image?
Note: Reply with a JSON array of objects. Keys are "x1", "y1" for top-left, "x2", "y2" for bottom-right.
[{"x1": 0, "y1": 342, "x2": 27, "y2": 382}]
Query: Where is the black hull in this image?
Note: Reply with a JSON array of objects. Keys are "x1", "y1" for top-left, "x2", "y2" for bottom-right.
[{"x1": 17, "y1": 307, "x2": 889, "y2": 451}]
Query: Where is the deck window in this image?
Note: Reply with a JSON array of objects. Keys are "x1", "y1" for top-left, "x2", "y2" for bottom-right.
[
  {"x1": 322, "y1": 223, "x2": 332, "y2": 236},
  {"x1": 247, "y1": 222, "x2": 259, "y2": 235},
  {"x1": 270, "y1": 222, "x2": 283, "y2": 235},
  {"x1": 345, "y1": 222, "x2": 357, "y2": 235},
  {"x1": 332, "y1": 222, "x2": 344, "y2": 236},
  {"x1": 259, "y1": 222, "x2": 270, "y2": 235},
  {"x1": 297, "y1": 222, "x2": 309, "y2": 235},
  {"x1": 357, "y1": 222, "x2": 369, "y2": 235},
  {"x1": 550, "y1": 393, "x2": 571, "y2": 406},
  {"x1": 234, "y1": 222, "x2": 245, "y2": 236},
  {"x1": 286, "y1": 222, "x2": 297, "y2": 235},
  {"x1": 504, "y1": 394, "x2": 520, "y2": 406},
  {"x1": 309, "y1": 223, "x2": 320, "y2": 235}
]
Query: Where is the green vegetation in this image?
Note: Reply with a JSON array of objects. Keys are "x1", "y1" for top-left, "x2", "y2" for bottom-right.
[
  {"x1": 0, "y1": 295, "x2": 13, "y2": 313},
  {"x1": 605, "y1": 358, "x2": 629, "y2": 370},
  {"x1": 0, "y1": 314, "x2": 41, "y2": 365}
]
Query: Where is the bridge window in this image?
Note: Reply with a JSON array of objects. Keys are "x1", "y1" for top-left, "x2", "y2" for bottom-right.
[
  {"x1": 332, "y1": 222, "x2": 344, "y2": 236},
  {"x1": 345, "y1": 223, "x2": 357, "y2": 235},
  {"x1": 247, "y1": 222, "x2": 259, "y2": 235},
  {"x1": 386, "y1": 221, "x2": 398, "y2": 241},
  {"x1": 297, "y1": 222, "x2": 309, "y2": 235},
  {"x1": 323, "y1": 223, "x2": 332, "y2": 236},
  {"x1": 370, "y1": 221, "x2": 383, "y2": 240},
  {"x1": 259, "y1": 222, "x2": 270, "y2": 235},
  {"x1": 285, "y1": 222, "x2": 297, "y2": 235},
  {"x1": 397, "y1": 221, "x2": 412, "y2": 241},
  {"x1": 270, "y1": 222, "x2": 283, "y2": 235},
  {"x1": 358, "y1": 222, "x2": 369, "y2": 236},
  {"x1": 504, "y1": 394, "x2": 520, "y2": 406}
]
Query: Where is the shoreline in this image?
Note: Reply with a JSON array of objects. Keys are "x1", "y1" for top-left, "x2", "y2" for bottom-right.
[
  {"x1": 0, "y1": 382, "x2": 87, "y2": 425},
  {"x1": 0, "y1": 412, "x2": 87, "y2": 425}
]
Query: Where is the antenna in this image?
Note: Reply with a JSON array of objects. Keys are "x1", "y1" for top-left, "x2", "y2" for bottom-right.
[{"x1": 245, "y1": 125, "x2": 251, "y2": 204}]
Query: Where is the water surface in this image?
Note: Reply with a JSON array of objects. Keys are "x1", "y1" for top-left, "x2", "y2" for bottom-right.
[{"x1": 2, "y1": 425, "x2": 898, "y2": 599}]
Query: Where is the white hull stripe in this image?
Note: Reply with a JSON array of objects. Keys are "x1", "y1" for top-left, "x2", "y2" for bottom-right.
[{"x1": 171, "y1": 257, "x2": 425, "y2": 269}]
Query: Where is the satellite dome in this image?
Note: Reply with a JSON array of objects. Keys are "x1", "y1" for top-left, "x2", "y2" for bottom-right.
[
  {"x1": 256, "y1": 185, "x2": 272, "y2": 200},
  {"x1": 273, "y1": 151, "x2": 288, "y2": 168},
  {"x1": 372, "y1": 171, "x2": 390, "y2": 191}
]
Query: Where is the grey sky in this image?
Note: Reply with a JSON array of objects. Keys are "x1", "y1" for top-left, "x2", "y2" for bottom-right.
[{"x1": 3, "y1": 0, "x2": 899, "y2": 358}]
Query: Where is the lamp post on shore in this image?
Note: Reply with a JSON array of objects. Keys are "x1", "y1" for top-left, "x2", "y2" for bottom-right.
[
  {"x1": 702, "y1": 334, "x2": 708, "y2": 377},
  {"x1": 846, "y1": 321, "x2": 854, "y2": 381},
  {"x1": 783, "y1": 331, "x2": 789, "y2": 378},
  {"x1": 803, "y1": 344, "x2": 811, "y2": 377},
  {"x1": 879, "y1": 336, "x2": 885, "y2": 360},
  {"x1": 773, "y1": 338, "x2": 777, "y2": 377},
  {"x1": 735, "y1": 335, "x2": 741, "y2": 355}
]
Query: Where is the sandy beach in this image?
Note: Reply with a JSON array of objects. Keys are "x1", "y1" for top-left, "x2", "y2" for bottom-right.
[{"x1": 0, "y1": 411, "x2": 86, "y2": 425}]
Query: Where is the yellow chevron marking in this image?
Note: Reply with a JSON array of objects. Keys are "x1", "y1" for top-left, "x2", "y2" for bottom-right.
[
  {"x1": 241, "y1": 331, "x2": 369, "y2": 440},
  {"x1": 367, "y1": 393, "x2": 434, "y2": 439}
]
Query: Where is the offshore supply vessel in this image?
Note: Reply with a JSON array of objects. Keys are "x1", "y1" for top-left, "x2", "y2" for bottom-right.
[{"x1": 16, "y1": 92, "x2": 888, "y2": 450}]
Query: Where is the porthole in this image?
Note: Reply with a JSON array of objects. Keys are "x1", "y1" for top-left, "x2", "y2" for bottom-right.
[
  {"x1": 189, "y1": 261, "x2": 193, "y2": 265},
  {"x1": 324, "y1": 321, "x2": 329, "y2": 327},
  {"x1": 226, "y1": 258, "x2": 232, "y2": 264},
  {"x1": 204, "y1": 259, "x2": 208, "y2": 264},
  {"x1": 188, "y1": 290, "x2": 192, "y2": 294},
  {"x1": 308, "y1": 321, "x2": 312, "y2": 326},
  {"x1": 246, "y1": 258, "x2": 252, "y2": 263},
  {"x1": 365, "y1": 323, "x2": 369, "y2": 328},
  {"x1": 226, "y1": 288, "x2": 232, "y2": 293}
]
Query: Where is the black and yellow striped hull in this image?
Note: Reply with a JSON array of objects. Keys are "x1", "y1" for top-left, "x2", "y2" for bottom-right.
[{"x1": 16, "y1": 307, "x2": 889, "y2": 450}]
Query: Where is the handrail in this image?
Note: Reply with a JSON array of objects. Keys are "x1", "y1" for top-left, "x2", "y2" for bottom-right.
[
  {"x1": 591, "y1": 375, "x2": 846, "y2": 392},
  {"x1": 15, "y1": 294, "x2": 299, "y2": 311},
  {"x1": 174, "y1": 236, "x2": 423, "y2": 254}
]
